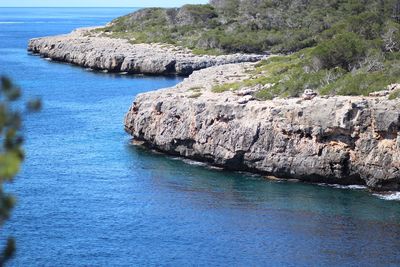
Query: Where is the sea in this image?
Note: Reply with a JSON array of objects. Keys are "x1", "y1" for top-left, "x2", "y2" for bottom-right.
[{"x1": 0, "y1": 7, "x2": 399, "y2": 266}]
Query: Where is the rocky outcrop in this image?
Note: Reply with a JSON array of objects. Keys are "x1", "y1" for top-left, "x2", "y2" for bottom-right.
[
  {"x1": 125, "y1": 63, "x2": 400, "y2": 191},
  {"x1": 27, "y1": 28, "x2": 264, "y2": 76}
]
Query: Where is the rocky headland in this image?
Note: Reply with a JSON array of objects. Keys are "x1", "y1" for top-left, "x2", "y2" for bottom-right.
[
  {"x1": 27, "y1": 27, "x2": 264, "y2": 76},
  {"x1": 27, "y1": 10, "x2": 400, "y2": 191},
  {"x1": 125, "y1": 63, "x2": 400, "y2": 191}
]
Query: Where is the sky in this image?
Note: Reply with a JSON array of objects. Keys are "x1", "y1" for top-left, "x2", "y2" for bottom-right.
[{"x1": 0, "y1": 0, "x2": 208, "y2": 7}]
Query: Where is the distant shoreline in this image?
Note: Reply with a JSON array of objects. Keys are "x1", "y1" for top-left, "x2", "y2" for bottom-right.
[{"x1": 28, "y1": 27, "x2": 264, "y2": 76}]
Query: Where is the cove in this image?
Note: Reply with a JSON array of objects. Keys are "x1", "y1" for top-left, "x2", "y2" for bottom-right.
[{"x1": 0, "y1": 8, "x2": 399, "y2": 266}]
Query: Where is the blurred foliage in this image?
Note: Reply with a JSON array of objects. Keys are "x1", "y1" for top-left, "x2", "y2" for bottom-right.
[{"x1": 0, "y1": 77, "x2": 40, "y2": 265}]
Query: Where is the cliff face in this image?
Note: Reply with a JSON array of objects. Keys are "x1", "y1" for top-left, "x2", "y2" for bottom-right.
[
  {"x1": 125, "y1": 63, "x2": 400, "y2": 191},
  {"x1": 27, "y1": 28, "x2": 263, "y2": 76}
]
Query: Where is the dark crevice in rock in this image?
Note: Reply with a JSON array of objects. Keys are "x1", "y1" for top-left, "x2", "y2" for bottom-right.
[
  {"x1": 282, "y1": 128, "x2": 313, "y2": 140},
  {"x1": 164, "y1": 60, "x2": 177, "y2": 74},
  {"x1": 317, "y1": 147, "x2": 323, "y2": 157},
  {"x1": 371, "y1": 177, "x2": 400, "y2": 192},
  {"x1": 249, "y1": 123, "x2": 261, "y2": 149},
  {"x1": 341, "y1": 152, "x2": 351, "y2": 177},
  {"x1": 224, "y1": 151, "x2": 246, "y2": 170},
  {"x1": 172, "y1": 138, "x2": 196, "y2": 150},
  {"x1": 319, "y1": 131, "x2": 356, "y2": 150},
  {"x1": 154, "y1": 102, "x2": 163, "y2": 113},
  {"x1": 216, "y1": 115, "x2": 234, "y2": 123}
]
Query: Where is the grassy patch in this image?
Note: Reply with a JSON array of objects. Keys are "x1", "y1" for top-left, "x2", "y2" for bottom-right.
[
  {"x1": 188, "y1": 92, "x2": 202, "y2": 98},
  {"x1": 389, "y1": 90, "x2": 400, "y2": 100},
  {"x1": 212, "y1": 82, "x2": 241, "y2": 93},
  {"x1": 191, "y1": 48, "x2": 224, "y2": 56},
  {"x1": 188, "y1": 86, "x2": 203, "y2": 91}
]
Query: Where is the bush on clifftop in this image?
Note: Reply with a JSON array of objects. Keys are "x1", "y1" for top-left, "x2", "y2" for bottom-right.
[{"x1": 96, "y1": 0, "x2": 400, "y2": 97}]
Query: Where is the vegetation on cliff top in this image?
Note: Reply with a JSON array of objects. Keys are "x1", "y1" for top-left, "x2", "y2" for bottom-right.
[{"x1": 96, "y1": 0, "x2": 400, "y2": 98}]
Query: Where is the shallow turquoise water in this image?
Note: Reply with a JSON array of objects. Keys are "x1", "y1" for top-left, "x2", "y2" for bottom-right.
[{"x1": 1, "y1": 8, "x2": 400, "y2": 266}]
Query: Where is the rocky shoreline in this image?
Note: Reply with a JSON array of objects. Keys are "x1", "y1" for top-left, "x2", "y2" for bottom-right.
[
  {"x1": 27, "y1": 27, "x2": 264, "y2": 76},
  {"x1": 125, "y1": 63, "x2": 400, "y2": 191},
  {"x1": 27, "y1": 27, "x2": 400, "y2": 191}
]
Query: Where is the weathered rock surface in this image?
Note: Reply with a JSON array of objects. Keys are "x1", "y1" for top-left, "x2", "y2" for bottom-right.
[
  {"x1": 125, "y1": 63, "x2": 400, "y2": 191},
  {"x1": 27, "y1": 28, "x2": 264, "y2": 75}
]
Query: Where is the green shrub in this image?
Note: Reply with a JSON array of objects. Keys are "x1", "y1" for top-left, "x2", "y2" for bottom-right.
[
  {"x1": 182, "y1": 4, "x2": 217, "y2": 17},
  {"x1": 313, "y1": 32, "x2": 367, "y2": 70},
  {"x1": 389, "y1": 90, "x2": 400, "y2": 99},
  {"x1": 321, "y1": 71, "x2": 397, "y2": 95},
  {"x1": 347, "y1": 12, "x2": 383, "y2": 40}
]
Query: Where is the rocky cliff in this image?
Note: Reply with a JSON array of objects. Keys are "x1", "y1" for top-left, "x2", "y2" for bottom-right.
[
  {"x1": 27, "y1": 28, "x2": 264, "y2": 76},
  {"x1": 125, "y1": 63, "x2": 400, "y2": 191}
]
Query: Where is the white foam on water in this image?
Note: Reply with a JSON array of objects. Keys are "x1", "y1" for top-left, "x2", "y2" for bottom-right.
[
  {"x1": 334, "y1": 184, "x2": 367, "y2": 190},
  {"x1": 181, "y1": 158, "x2": 208, "y2": 167},
  {"x1": 317, "y1": 183, "x2": 367, "y2": 190},
  {"x1": 171, "y1": 156, "x2": 222, "y2": 169},
  {"x1": 170, "y1": 156, "x2": 206, "y2": 166},
  {"x1": 373, "y1": 192, "x2": 400, "y2": 201},
  {"x1": 0, "y1": 21, "x2": 25, "y2": 24},
  {"x1": 207, "y1": 166, "x2": 224, "y2": 171}
]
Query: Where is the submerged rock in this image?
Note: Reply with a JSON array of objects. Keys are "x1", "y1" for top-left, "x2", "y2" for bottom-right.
[{"x1": 125, "y1": 63, "x2": 400, "y2": 191}]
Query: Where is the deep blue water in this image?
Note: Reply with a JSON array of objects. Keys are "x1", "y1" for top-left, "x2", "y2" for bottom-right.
[{"x1": 1, "y1": 7, "x2": 400, "y2": 267}]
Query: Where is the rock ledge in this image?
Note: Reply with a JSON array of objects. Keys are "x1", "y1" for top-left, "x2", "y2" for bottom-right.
[
  {"x1": 28, "y1": 28, "x2": 264, "y2": 75},
  {"x1": 125, "y1": 63, "x2": 400, "y2": 191}
]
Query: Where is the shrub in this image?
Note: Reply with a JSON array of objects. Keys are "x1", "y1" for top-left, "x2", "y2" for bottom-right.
[
  {"x1": 382, "y1": 21, "x2": 400, "y2": 52},
  {"x1": 313, "y1": 32, "x2": 367, "y2": 70},
  {"x1": 347, "y1": 12, "x2": 383, "y2": 40},
  {"x1": 321, "y1": 71, "x2": 398, "y2": 95}
]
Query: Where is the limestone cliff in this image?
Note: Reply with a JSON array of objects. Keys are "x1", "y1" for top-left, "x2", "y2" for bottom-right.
[
  {"x1": 125, "y1": 63, "x2": 400, "y2": 191},
  {"x1": 27, "y1": 28, "x2": 264, "y2": 76}
]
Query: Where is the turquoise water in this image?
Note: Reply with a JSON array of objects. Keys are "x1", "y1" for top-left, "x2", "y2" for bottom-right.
[{"x1": 1, "y1": 8, "x2": 400, "y2": 266}]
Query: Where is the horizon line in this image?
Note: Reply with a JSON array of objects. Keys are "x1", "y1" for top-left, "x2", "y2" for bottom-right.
[
  {"x1": 1, "y1": 6, "x2": 140, "y2": 8},
  {"x1": 0, "y1": 6, "x2": 181, "y2": 8}
]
